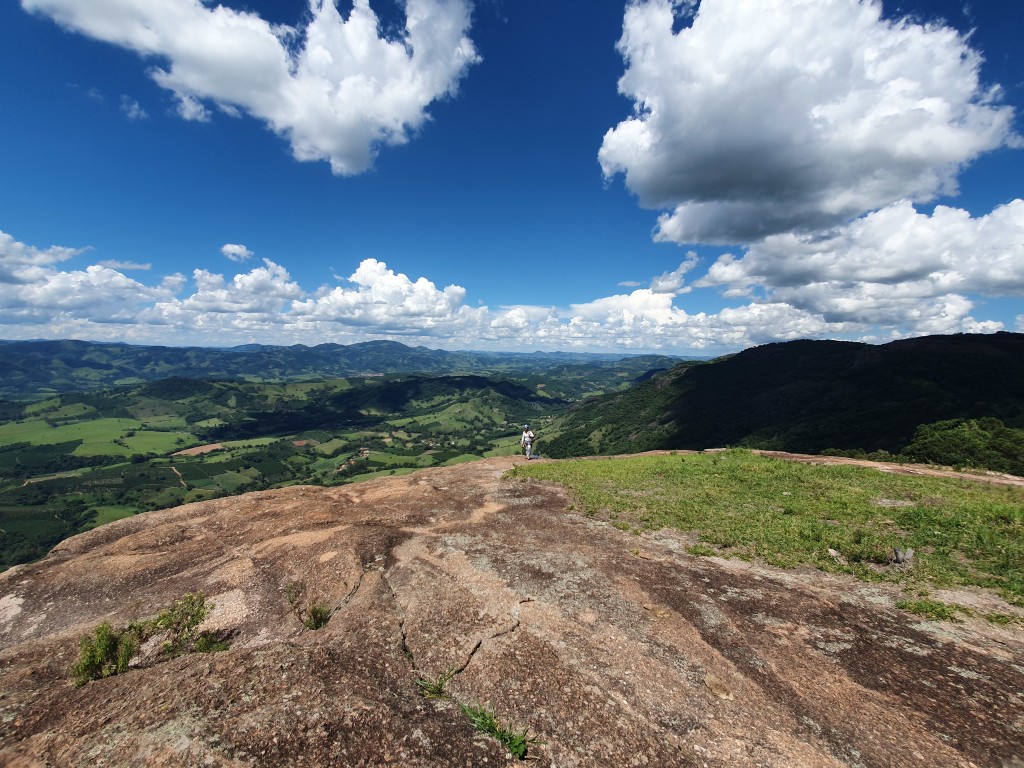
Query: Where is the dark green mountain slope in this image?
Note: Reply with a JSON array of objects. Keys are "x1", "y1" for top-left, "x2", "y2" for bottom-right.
[{"x1": 545, "y1": 332, "x2": 1024, "y2": 458}]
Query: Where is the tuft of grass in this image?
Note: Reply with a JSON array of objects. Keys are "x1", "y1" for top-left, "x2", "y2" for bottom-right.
[
  {"x1": 417, "y1": 668, "x2": 458, "y2": 699},
  {"x1": 687, "y1": 543, "x2": 718, "y2": 557},
  {"x1": 896, "y1": 599, "x2": 963, "y2": 622},
  {"x1": 509, "y1": 450, "x2": 1024, "y2": 604},
  {"x1": 458, "y1": 702, "x2": 542, "y2": 760},
  {"x1": 981, "y1": 612, "x2": 1024, "y2": 626},
  {"x1": 285, "y1": 580, "x2": 332, "y2": 630}
]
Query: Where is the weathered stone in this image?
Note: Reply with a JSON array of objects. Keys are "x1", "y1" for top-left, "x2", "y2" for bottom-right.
[{"x1": 1, "y1": 456, "x2": 1022, "y2": 767}]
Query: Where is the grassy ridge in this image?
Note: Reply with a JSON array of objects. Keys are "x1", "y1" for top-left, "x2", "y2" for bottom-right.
[{"x1": 511, "y1": 451, "x2": 1024, "y2": 606}]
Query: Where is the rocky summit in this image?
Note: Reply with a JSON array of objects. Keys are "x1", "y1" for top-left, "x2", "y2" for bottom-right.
[{"x1": 1, "y1": 456, "x2": 1022, "y2": 767}]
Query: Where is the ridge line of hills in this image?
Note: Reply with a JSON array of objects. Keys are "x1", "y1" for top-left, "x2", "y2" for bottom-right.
[
  {"x1": 1, "y1": 331, "x2": 1022, "y2": 570},
  {"x1": 0, "y1": 338, "x2": 689, "y2": 401},
  {"x1": 545, "y1": 331, "x2": 1024, "y2": 461}
]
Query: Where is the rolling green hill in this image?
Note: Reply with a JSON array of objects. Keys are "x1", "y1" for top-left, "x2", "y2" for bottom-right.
[
  {"x1": 0, "y1": 339, "x2": 682, "y2": 401},
  {"x1": 545, "y1": 332, "x2": 1024, "y2": 465}
]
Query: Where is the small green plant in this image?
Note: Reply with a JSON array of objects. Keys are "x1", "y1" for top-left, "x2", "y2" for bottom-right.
[
  {"x1": 417, "y1": 668, "x2": 457, "y2": 699},
  {"x1": 70, "y1": 622, "x2": 139, "y2": 686},
  {"x1": 896, "y1": 598, "x2": 963, "y2": 622},
  {"x1": 304, "y1": 602, "x2": 332, "y2": 630},
  {"x1": 459, "y1": 702, "x2": 542, "y2": 760},
  {"x1": 285, "y1": 580, "x2": 332, "y2": 630},
  {"x1": 193, "y1": 632, "x2": 232, "y2": 653},
  {"x1": 70, "y1": 593, "x2": 225, "y2": 685},
  {"x1": 144, "y1": 592, "x2": 210, "y2": 657}
]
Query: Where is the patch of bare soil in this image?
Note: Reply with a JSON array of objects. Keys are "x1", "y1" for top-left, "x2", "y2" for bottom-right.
[
  {"x1": 1, "y1": 455, "x2": 1022, "y2": 767},
  {"x1": 172, "y1": 443, "x2": 225, "y2": 457}
]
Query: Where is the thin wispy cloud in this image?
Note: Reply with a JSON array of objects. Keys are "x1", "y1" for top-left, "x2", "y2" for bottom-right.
[
  {"x1": 119, "y1": 95, "x2": 147, "y2": 120},
  {"x1": 98, "y1": 260, "x2": 151, "y2": 271}
]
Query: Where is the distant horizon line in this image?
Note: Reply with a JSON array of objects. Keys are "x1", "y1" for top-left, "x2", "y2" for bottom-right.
[{"x1": 1, "y1": 330, "x2": 1019, "y2": 360}]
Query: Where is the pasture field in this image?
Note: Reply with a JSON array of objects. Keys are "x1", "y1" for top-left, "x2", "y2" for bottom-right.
[
  {"x1": 122, "y1": 432, "x2": 194, "y2": 454},
  {"x1": 90, "y1": 505, "x2": 137, "y2": 527}
]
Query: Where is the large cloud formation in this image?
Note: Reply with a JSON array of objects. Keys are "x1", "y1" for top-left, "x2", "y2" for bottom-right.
[
  {"x1": 699, "y1": 199, "x2": 1024, "y2": 333},
  {"x1": 1, "y1": 221, "x2": 1019, "y2": 352},
  {"x1": 599, "y1": 0, "x2": 1019, "y2": 244},
  {"x1": 22, "y1": 0, "x2": 479, "y2": 175}
]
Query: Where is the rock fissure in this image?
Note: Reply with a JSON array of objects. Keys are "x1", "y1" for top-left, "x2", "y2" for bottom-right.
[
  {"x1": 335, "y1": 570, "x2": 366, "y2": 613},
  {"x1": 380, "y1": 569, "x2": 416, "y2": 671}
]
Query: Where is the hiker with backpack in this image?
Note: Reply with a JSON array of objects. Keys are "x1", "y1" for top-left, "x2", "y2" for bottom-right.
[{"x1": 520, "y1": 424, "x2": 536, "y2": 460}]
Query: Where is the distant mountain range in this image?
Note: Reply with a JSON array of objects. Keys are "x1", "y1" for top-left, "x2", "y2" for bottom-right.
[
  {"x1": 545, "y1": 332, "x2": 1024, "y2": 458},
  {"x1": 0, "y1": 339, "x2": 684, "y2": 400}
]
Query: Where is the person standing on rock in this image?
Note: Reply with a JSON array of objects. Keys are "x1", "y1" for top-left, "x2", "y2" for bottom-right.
[{"x1": 520, "y1": 424, "x2": 536, "y2": 460}]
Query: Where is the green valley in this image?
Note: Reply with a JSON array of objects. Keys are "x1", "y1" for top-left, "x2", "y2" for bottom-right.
[
  {"x1": 0, "y1": 352, "x2": 673, "y2": 568},
  {"x1": 3, "y1": 332, "x2": 1023, "y2": 571}
]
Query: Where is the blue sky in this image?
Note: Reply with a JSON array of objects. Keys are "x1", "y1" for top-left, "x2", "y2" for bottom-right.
[{"x1": 1, "y1": 0, "x2": 1022, "y2": 355}]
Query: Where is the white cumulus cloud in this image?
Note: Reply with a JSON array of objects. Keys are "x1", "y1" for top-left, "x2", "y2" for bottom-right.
[
  {"x1": 698, "y1": 199, "x2": 1024, "y2": 327},
  {"x1": 0, "y1": 231, "x2": 178, "y2": 325},
  {"x1": 22, "y1": 0, "x2": 480, "y2": 175},
  {"x1": 600, "y1": 0, "x2": 1020, "y2": 244},
  {"x1": 291, "y1": 258, "x2": 479, "y2": 332},
  {"x1": 221, "y1": 243, "x2": 254, "y2": 262},
  {"x1": 0, "y1": 229, "x2": 1015, "y2": 354},
  {"x1": 650, "y1": 251, "x2": 699, "y2": 294}
]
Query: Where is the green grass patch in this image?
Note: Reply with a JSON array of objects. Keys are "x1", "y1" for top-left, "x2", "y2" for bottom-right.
[
  {"x1": 208, "y1": 471, "x2": 255, "y2": 493},
  {"x1": 345, "y1": 469, "x2": 407, "y2": 483},
  {"x1": 366, "y1": 451, "x2": 416, "y2": 466},
  {"x1": 122, "y1": 431, "x2": 195, "y2": 454},
  {"x1": 441, "y1": 453, "x2": 482, "y2": 466},
  {"x1": 90, "y1": 505, "x2": 138, "y2": 527},
  {"x1": 510, "y1": 450, "x2": 1024, "y2": 604},
  {"x1": 458, "y1": 702, "x2": 541, "y2": 760},
  {"x1": 221, "y1": 438, "x2": 278, "y2": 449},
  {"x1": 895, "y1": 598, "x2": 963, "y2": 622},
  {"x1": 315, "y1": 438, "x2": 349, "y2": 454}
]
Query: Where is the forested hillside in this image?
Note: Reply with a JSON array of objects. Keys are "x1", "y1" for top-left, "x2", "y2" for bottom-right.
[{"x1": 545, "y1": 332, "x2": 1024, "y2": 467}]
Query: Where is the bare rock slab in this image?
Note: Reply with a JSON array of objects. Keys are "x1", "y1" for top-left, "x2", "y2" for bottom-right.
[{"x1": 2, "y1": 457, "x2": 1022, "y2": 767}]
